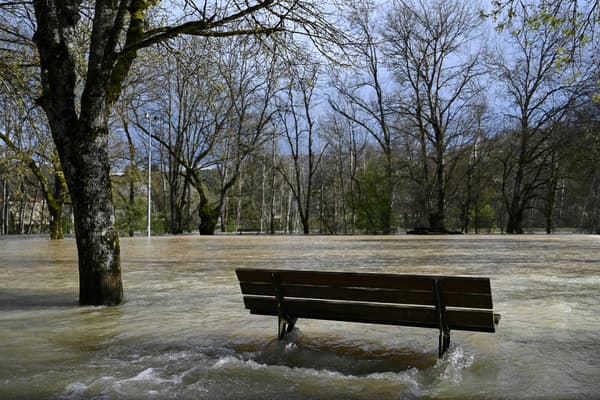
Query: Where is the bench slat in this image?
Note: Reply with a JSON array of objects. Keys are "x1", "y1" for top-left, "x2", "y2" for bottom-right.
[
  {"x1": 243, "y1": 296, "x2": 496, "y2": 332},
  {"x1": 442, "y1": 278, "x2": 491, "y2": 294},
  {"x1": 237, "y1": 268, "x2": 491, "y2": 294},
  {"x1": 447, "y1": 309, "x2": 496, "y2": 332},
  {"x1": 240, "y1": 282, "x2": 436, "y2": 306},
  {"x1": 237, "y1": 269, "x2": 436, "y2": 290},
  {"x1": 243, "y1": 296, "x2": 439, "y2": 329},
  {"x1": 240, "y1": 282, "x2": 493, "y2": 309},
  {"x1": 444, "y1": 293, "x2": 493, "y2": 309}
]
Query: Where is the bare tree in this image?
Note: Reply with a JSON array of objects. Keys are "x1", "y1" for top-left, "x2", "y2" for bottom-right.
[
  {"x1": 135, "y1": 34, "x2": 282, "y2": 235},
  {"x1": 276, "y1": 61, "x2": 328, "y2": 234},
  {"x1": 211, "y1": 36, "x2": 281, "y2": 234},
  {"x1": 318, "y1": 113, "x2": 367, "y2": 233},
  {"x1": 1, "y1": 5, "x2": 70, "y2": 239},
  {"x1": 382, "y1": 0, "x2": 485, "y2": 232},
  {"x1": 0, "y1": 64, "x2": 68, "y2": 240},
  {"x1": 330, "y1": 1, "x2": 397, "y2": 232},
  {"x1": 490, "y1": 1, "x2": 595, "y2": 233}
]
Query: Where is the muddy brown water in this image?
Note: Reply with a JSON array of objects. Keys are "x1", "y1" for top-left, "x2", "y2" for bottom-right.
[{"x1": 1, "y1": 234, "x2": 599, "y2": 399}]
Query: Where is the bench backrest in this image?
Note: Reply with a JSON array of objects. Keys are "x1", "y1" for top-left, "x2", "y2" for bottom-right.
[{"x1": 236, "y1": 268, "x2": 496, "y2": 333}]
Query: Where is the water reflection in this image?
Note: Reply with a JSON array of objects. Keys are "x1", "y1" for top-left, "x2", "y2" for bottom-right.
[{"x1": 1, "y1": 234, "x2": 599, "y2": 399}]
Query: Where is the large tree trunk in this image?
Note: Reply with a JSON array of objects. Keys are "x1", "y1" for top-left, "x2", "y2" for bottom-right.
[
  {"x1": 195, "y1": 180, "x2": 219, "y2": 235},
  {"x1": 300, "y1": 214, "x2": 310, "y2": 235},
  {"x1": 198, "y1": 202, "x2": 219, "y2": 235},
  {"x1": 506, "y1": 206, "x2": 524, "y2": 234},
  {"x1": 506, "y1": 183, "x2": 525, "y2": 234},
  {"x1": 60, "y1": 122, "x2": 123, "y2": 305},
  {"x1": 33, "y1": 1, "x2": 123, "y2": 305},
  {"x1": 70, "y1": 121, "x2": 122, "y2": 304},
  {"x1": 42, "y1": 115, "x2": 123, "y2": 304}
]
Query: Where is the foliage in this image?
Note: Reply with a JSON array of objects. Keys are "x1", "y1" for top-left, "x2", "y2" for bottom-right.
[{"x1": 352, "y1": 154, "x2": 395, "y2": 233}]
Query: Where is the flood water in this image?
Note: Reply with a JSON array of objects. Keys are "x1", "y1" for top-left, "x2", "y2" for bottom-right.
[{"x1": 1, "y1": 234, "x2": 599, "y2": 399}]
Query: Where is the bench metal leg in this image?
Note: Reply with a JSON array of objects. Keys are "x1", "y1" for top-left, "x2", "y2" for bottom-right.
[
  {"x1": 278, "y1": 316, "x2": 297, "y2": 340},
  {"x1": 438, "y1": 328, "x2": 450, "y2": 357},
  {"x1": 434, "y1": 278, "x2": 451, "y2": 358},
  {"x1": 272, "y1": 272, "x2": 297, "y2": 340},
  {"x1": 278, "y1": 316, "x2": 287, "y2": 340}
]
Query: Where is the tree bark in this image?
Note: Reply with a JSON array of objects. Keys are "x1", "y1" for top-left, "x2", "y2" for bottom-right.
[
  {"x1": 50, "y1": 114, "x2": 122, "y2": 304},
  {"x1": 49, "y1": 119, "x2": 123, "y2": 304},
  {"x1": 68, "y1": 132, "x2": 122, "y2": 305}
]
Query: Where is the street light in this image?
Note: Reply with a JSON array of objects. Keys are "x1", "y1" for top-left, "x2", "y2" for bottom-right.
[{"x1": 145, "y1": 113, "x2": 152, "y2": 238}]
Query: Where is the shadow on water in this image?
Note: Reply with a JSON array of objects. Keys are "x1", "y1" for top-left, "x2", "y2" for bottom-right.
[
  {"x1": 0, "y1": 289, "x2": 78, "y2": 310},
  {"x1": 56, "y1": 306, "x2": 124, "y2": 353},
  {"x1": 204, "y1": 330, "x2": 478, "y2": 400},
  {"x1": 231, "y1": 329, "x2": 437, "y2": 376}
]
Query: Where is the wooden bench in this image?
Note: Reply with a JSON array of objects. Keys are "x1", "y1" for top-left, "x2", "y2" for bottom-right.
[{"x1": 235, "y1": 268, "x2": 500, "y2": 357}]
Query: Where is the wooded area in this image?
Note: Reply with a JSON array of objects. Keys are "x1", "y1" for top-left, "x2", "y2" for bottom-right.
[
  {"x1": 2, "y1": 0, "x2": 599, "y2": 239},
  {"x1": 1, "y1": 1, "x2": 599, "y2": 303}
]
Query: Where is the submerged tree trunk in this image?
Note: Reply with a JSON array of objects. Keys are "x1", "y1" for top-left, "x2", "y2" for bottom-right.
[
  {"x1": 48, "y1": 202, "x2": 64, "y2": 240},
  {"x1": 192, "y1": 173, "x2": 220, "y2": 235},
  {"x1": 67, "y1": 126, "x2": 123, "y2": 305},
  {"x1": 198, "y1": 199, "x2": 220, "y2": 235},
  {"x1": 46, "y1": 158, "x2": 69, "y2": 240},
  {"x1": 47, "y1": 168, "x2": 67, "y2": 240},
  {"x1": 506, "y1": 203, "x2": 524, "y2": 234},
  {"x1": 32, "y1": 1, "x2": 124, "y2": 305},
  {"x1": 43, "y1": 111, "x2": 123, "y2": 304}
]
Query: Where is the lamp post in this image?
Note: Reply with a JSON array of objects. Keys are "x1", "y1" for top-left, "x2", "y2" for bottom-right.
[{"x1": 145, "y1": 113, "x2": 152, "y2": 238}]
